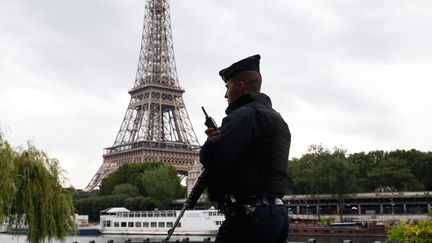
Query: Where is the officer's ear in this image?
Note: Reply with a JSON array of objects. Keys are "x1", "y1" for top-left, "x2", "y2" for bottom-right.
[{"x1": 237, "y1": 80, "x2": 246, "y2": 92}]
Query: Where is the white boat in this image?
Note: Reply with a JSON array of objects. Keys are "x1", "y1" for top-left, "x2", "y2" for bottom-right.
[{"x1": 99, "y1": 207, "x2": 225, "y2": 235}]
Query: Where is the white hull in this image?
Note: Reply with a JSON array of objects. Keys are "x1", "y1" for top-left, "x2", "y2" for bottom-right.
[
  {"x1": 101, "y1": 229, "x2": 217, "y2": 236},
  {"x1": 99, "y1": 207, "x2": 224, "y2": 236}
]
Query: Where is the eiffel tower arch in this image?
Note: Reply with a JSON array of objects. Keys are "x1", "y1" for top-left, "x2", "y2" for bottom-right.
[{"x1": 85, "y1": 0, "x2": 201, "y2": 191}]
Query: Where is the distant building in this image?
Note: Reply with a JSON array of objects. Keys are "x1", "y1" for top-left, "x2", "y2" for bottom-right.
[{"x1": 284, "y1": 191, "x2": 431, "y2": 223}]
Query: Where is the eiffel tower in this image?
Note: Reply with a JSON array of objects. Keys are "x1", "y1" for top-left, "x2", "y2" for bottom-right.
[{"x1": 85, "y1": 0, "x2": 200, "y2": 191}]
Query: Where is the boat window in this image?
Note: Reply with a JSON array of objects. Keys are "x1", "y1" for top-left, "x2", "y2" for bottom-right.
[
  {"x1": 150, "y1": 222, "x2": 157, "y2": 228},
  {"x1": 166, "y1": 222, "x2": 173, "y2": 227},
  {"x1": 209, "y1": 211, "x2": 221, "y2": 216},
  {"x1": 129, "y1": 213, "x2": 134, "y2": 217},
  {"x1": 114, "y1": 222, "x2": 119, "y2": 227},
  {"x1": 143, "y1": 222, "x2": 149, "y2": 227},
  {"x1": 128, "y1": 222, "x2": 134, "y2": 227},
  {"x1": 136, "y1": 222, "x2": 141, "y2": 227},
  {"x1": 148, "y1": 213, "x2": 153, "y2": 217},
  {"x1": 103, "y1": 220, "x2": 111, "y2": 227},
  {"x1": 121, "y1": 222, "x2": 127, "y2": 227},
  {"x1": 154, "y1": 212, "x2": 159, "y2": 217},
  {"x1": 161, "y1": 212, "x2": 166, "y2": 217},
  {"x1": 167, "y1": 212, "x2": 173, "y2": 217},
  {"x1": 122, "y1": 213, "x2": 128, "y2": 217},
  {"x1": 158, "y1": 222, "x2": 165, "y2": 228}
]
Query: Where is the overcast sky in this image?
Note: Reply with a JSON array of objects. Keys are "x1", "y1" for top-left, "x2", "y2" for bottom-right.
[{"x1": 1, "y1": 0, "x2": 431, "y2": 189}]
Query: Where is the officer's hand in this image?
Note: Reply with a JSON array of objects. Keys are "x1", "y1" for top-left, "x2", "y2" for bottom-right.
[{"x1": 205, "y1": 127, "x2": 220, "y2": 138}]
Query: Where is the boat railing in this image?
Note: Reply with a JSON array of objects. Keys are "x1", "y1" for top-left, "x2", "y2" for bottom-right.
[{"x1": 105, "y1": 210, "x2": 179, "y2": 218}]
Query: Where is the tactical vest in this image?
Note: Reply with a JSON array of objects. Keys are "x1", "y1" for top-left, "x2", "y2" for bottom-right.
[
  {"x1": 206, "y1": 93, "x2": 291, "y2": 201},
  {"x1": 238, "y1": 99, "x2": 291, "y2": 196}
]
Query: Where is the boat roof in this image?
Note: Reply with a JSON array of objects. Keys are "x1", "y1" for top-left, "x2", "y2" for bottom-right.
[{"x1": 101, "y1": 207, "x2": 130, "y2": 213}]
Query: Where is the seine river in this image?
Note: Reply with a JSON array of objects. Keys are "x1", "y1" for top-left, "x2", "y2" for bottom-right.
[{"x1": 0, "y1": 233, "x2": 385, "y2": 243}]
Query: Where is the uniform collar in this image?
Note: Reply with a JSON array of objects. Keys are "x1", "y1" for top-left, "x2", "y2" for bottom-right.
[{"x1": 225, "y1": 92, "x2": 272, "y2": 114}]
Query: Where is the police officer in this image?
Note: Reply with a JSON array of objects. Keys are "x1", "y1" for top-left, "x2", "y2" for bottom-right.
[{"x1": 200, "y1": 54, "x2": 291, "y2": 243}]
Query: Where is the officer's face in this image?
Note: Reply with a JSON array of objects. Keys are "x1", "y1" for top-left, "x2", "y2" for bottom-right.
[{"x1": 225, "y1": 80, "x2": 245, "y2": 104}]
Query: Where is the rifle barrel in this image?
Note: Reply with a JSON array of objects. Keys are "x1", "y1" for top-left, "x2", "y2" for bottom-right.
[{"x1": 165, "y1": 204, "x2": 188, "y2": 241}]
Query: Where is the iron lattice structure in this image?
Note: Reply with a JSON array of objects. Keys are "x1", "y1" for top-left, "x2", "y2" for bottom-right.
[{"x1": 85, "y1": 0, "x2": 200, "y2": 191}]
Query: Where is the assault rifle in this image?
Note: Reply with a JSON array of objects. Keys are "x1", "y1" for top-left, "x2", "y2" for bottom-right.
[{"x1": 165, "y1": 107, "x2": 218, "y2": 241}]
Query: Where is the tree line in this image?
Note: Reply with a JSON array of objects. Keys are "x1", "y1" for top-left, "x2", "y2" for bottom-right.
[
  {"x1": 72, "y1": 162, "x2": 186, "y2": 222},
  {"x1": 288, "y1": 144, "x2": 432, "y2": 195},
  {"x1": 288, "y1": 145, "x2": 432, "y2": 221}
]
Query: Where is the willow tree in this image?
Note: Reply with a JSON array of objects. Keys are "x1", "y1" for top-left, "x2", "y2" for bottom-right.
[{"x1": 0, "y1": 133, "x2": 75, "y2": 243}]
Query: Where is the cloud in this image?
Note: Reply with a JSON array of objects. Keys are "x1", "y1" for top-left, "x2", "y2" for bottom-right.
[{"x1": 1, "y1": 0, "x2": 431, "y2": 188}]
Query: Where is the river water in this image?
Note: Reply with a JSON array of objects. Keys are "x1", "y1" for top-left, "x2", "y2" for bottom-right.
[{"x1": 0, "y1": 233, "x2": 386, "y2": 243}]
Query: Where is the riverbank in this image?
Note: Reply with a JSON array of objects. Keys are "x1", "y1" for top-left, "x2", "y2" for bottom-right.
[{"x1": 1, "y1": 233, "x2": 387, "y2": 243}]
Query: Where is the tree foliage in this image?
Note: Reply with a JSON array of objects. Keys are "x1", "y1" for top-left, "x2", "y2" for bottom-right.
[
  {"x1": 0, "y1": 133, "x2": 16, "y2": 222},
  {"x1": 140, "y1": 165, "x2": 183, "y2": 209},
  {"x1": 0, "y1": 133, "x2": 75, "y2": 243},
  {"x1": 386, "y1": 210, "x2": 432, "y2": 242},
  {"x1": 74, "y1": 162, "x2": 186, "y2": 221},
  {"x1": 348, "y1": 151, "x2": 383, "y2": 192},
  {"x1": 367, "y1": 157, "x2": 423, "y2": 191},
  {"x1": 112, "y1": 183, "x2": 140, "y2": 197},
  {"x1": 389, "y1": 149, "x2": 432, "y2": 190},
  {"x1": 289, "y1": 145, "x2": 357, "y2": 220},
  {"x1": 289, "y1": 146, "x2": 432, "y2": 195},
  {"x1": 74, "y1": 194, "x2": 127, "y2": 221},
  {"x1": 289, "y1": 145, "x2": 356, "y2": 195},
  {"x1": 99, "y1": 162, "x2": 162, "y2": 196}
]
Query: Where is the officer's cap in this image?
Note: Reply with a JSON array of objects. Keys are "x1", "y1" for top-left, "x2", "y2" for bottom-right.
[{"x1": 219, "y1": 54, "x2": 261, "y2": 82}]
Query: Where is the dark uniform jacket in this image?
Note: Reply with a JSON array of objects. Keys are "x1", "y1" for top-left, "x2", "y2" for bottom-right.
[{"x1": 200, "y1": 92, "x2": 291, "y2": 202}]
